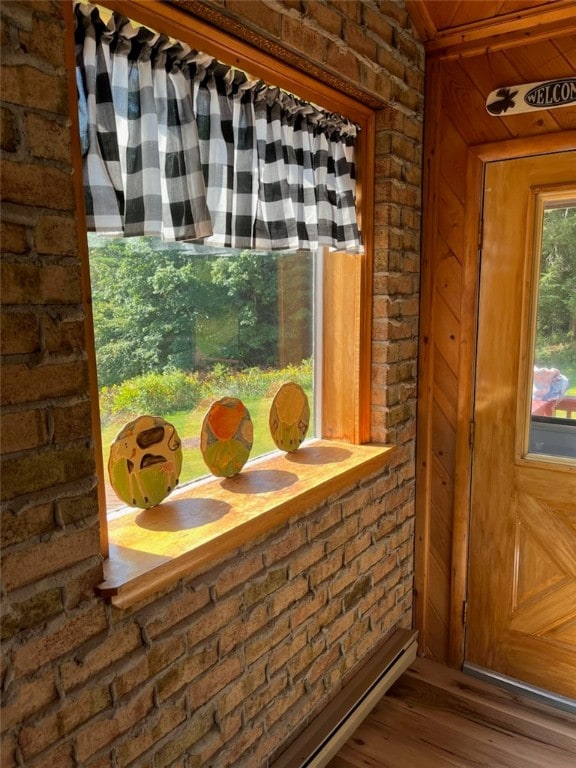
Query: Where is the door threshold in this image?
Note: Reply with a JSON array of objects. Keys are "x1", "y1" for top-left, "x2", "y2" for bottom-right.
[{"x1": 463, "y1": 662, "x2": 576, "y2": 715}]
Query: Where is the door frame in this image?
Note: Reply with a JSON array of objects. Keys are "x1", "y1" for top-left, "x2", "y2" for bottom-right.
[{"x1": 447, "y1": 130, "x2": 576, "y2": 668}]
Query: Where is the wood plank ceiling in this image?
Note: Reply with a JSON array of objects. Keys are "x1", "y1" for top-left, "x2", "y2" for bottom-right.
[
  {"x1": 405, "y1": 0, "x2": 576, "y2": 56},
  {"x1": 410, "y1": 0, "x2": 565, "y2": 36}
]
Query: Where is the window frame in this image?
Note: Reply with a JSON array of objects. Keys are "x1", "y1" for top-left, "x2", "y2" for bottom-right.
[{"x1": 68, "y1": 0, "x2": 376, "y2": 562}]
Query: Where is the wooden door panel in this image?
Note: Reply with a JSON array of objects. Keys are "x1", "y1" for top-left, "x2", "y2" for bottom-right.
[
  {"x1": 518, "y1": 493, "x2": 576, "y2": 579},
  {"x1": 547, "y1": 619, "x2": 576, "y2": 645},
  {"x1": 511, "y1": 581, "x2": 576, "y2": 636},
  {"x1": 516, "y1": 466, "x2": 576, "y2": 505},
  {"x1": 466, "y1": 151, "x2": 576, "y2": 700},
  {"x1": 513, "y1": 524, "x2": 568, "y2": 607},
  {"x1": 504, "y1": 632, "x2": 576, "y2": 696}
]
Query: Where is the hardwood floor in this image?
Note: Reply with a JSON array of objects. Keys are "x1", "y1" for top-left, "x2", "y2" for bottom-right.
[{"x1": 326, "y1": 658, "x2": 576, "y2": 768}]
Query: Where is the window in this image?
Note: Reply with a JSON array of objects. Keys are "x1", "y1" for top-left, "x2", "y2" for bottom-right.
[
  {"x1": 73, "y1": 0, "x2": 377, "y2": 570},
  {"x1": 90, "y1": 236, "x2": 316, "y2": 511},
  {"x1": 528, "y1": 198, "x2": 576, "y2": 461}
]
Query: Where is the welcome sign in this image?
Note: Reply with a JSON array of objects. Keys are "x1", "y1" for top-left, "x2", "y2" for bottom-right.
[{"x1": 486, "y1": 78, "x2": 576, "y2": 116}]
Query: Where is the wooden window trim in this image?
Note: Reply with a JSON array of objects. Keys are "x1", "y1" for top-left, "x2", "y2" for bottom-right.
[{"x1": 66, "y1": 0, "x2": 377, "y2": 589}]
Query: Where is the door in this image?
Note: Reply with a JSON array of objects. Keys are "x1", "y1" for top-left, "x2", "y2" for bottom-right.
[{"x1": 466, "y1": 151, "x2": 576, "y2": 700}]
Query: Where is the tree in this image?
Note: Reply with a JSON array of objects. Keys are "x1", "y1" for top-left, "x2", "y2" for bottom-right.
[
  {"x1": 89, "y1": 237, "x2": 314, "y2": 388},
  {"x1": 537, "y1": 206, "x2": 576, "y2": 342},
  {"x1": 89, "y1": 237, "x2": 222, "y2": 387},
  {"x1": 210, "y1": 249, "x2": 280, "y2": 367}
]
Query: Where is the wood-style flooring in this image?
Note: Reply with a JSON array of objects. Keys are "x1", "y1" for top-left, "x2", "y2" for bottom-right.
[{"x1": 326, "y1": 658, "x2": 576, "y2": 768}]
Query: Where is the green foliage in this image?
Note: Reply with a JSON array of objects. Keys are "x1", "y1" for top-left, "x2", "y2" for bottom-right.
[
  {"x1": 99, "y1": 360, "x2": 313, "y2": 426},
  {"x1": 536, "y1": 206, "x2": 576, "y2": 345},
  {"x1": 533, "y1": 206, "x2": 576, "y2": 392},
  {"x1": 210, "y1": 249, "x2": 280, "y2": 366},
  {"x1": 90, "y1": 237, "x2": 221, "y2": 387},
  {"x1": 89, "y1": 237, "x2": 306, "y2": 387},
  {"x1": 203, "y1": 359, "x2": 313, "y2": 400},
  {"x1": 100, "y1": 370, "x2": 203, "y2": 424}
]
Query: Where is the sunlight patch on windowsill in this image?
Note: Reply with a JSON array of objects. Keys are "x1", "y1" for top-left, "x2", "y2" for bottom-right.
[{"x1": 96, "y1": 440, "x2": 396, "y2": 608}]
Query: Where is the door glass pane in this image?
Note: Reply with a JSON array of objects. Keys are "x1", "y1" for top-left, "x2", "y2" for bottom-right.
[{"x1": 528, "y1": 203, "x2": 576, "y2": 459}]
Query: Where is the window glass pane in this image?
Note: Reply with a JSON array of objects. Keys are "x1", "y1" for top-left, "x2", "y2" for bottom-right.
[
  {"x1": 89, "y1": 235, "x2": 315, "y2": 511},
  {"x1": 528, "y1": 204, "x2": 576, "y2": 460}
]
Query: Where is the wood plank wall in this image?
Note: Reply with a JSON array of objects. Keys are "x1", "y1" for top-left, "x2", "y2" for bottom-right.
[{"x1": 415, "y1": 30, "x2": 576, "y2": 664}]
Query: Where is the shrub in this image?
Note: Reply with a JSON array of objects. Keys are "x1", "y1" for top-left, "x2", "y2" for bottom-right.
[
  {"x1": 202, "y1": 359, "x2": 313, "y2": 401},
  {"x1": 99, "y1": 360, "x2": 313, "y2": 425},
  {"x1": 100, "y1": 370, "x2": 203, "y2": 424}
]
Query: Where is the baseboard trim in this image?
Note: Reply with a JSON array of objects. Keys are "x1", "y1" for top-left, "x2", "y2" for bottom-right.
[{"x1": 271, "y1": 628, "x2": 418, "y2": 768}]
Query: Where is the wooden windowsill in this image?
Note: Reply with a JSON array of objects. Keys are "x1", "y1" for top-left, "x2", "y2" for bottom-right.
[{"x1": 96, "y1": 440, "x2": 396, "y2": 608}]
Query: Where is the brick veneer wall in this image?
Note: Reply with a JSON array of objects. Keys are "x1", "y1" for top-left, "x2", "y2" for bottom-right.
[{"x1": 0, "y1": 1, "x2": 423, "y2": 766}]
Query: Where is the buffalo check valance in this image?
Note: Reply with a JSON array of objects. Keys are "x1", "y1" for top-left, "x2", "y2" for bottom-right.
[{"x1": 74, "y1": 3, "x2": 362, "y2": 251}]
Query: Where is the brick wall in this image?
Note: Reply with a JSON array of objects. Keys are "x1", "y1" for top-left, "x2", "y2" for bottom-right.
[{"x1": 0, "y1": 1, "x2": 423, "y2": 766}]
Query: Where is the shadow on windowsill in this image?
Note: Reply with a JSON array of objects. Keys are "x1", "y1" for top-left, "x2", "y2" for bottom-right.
[{"x1": 135, "y1": 497, "x2": 230, "y2": 531}]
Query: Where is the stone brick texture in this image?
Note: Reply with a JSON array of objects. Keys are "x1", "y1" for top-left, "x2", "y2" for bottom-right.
[{"x1": 0, "y1": 1, "x2": 423, "y2": 766}]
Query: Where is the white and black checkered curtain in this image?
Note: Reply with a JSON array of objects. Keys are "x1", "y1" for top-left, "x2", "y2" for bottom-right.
[{"x1": 75, "y1": 3, "x2": 362, "y2": 251}]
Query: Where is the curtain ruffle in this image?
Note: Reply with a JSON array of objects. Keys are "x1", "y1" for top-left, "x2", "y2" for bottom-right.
[{"x1": 75, "y1": 2, "x2": 361, "y2": 251}]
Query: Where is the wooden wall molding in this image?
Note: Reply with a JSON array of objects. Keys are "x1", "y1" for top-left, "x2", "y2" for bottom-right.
[
  {"x1": 413, "y1": 57, "x2": 443, "y2": 660},
  {"x1": 471, "y1": 131, "x2": 576, "y2": 162}
]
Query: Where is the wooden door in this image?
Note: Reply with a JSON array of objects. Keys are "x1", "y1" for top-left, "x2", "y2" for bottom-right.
[{"x1": 466, "y1": 151, "x2": 576, "y2": 700}]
